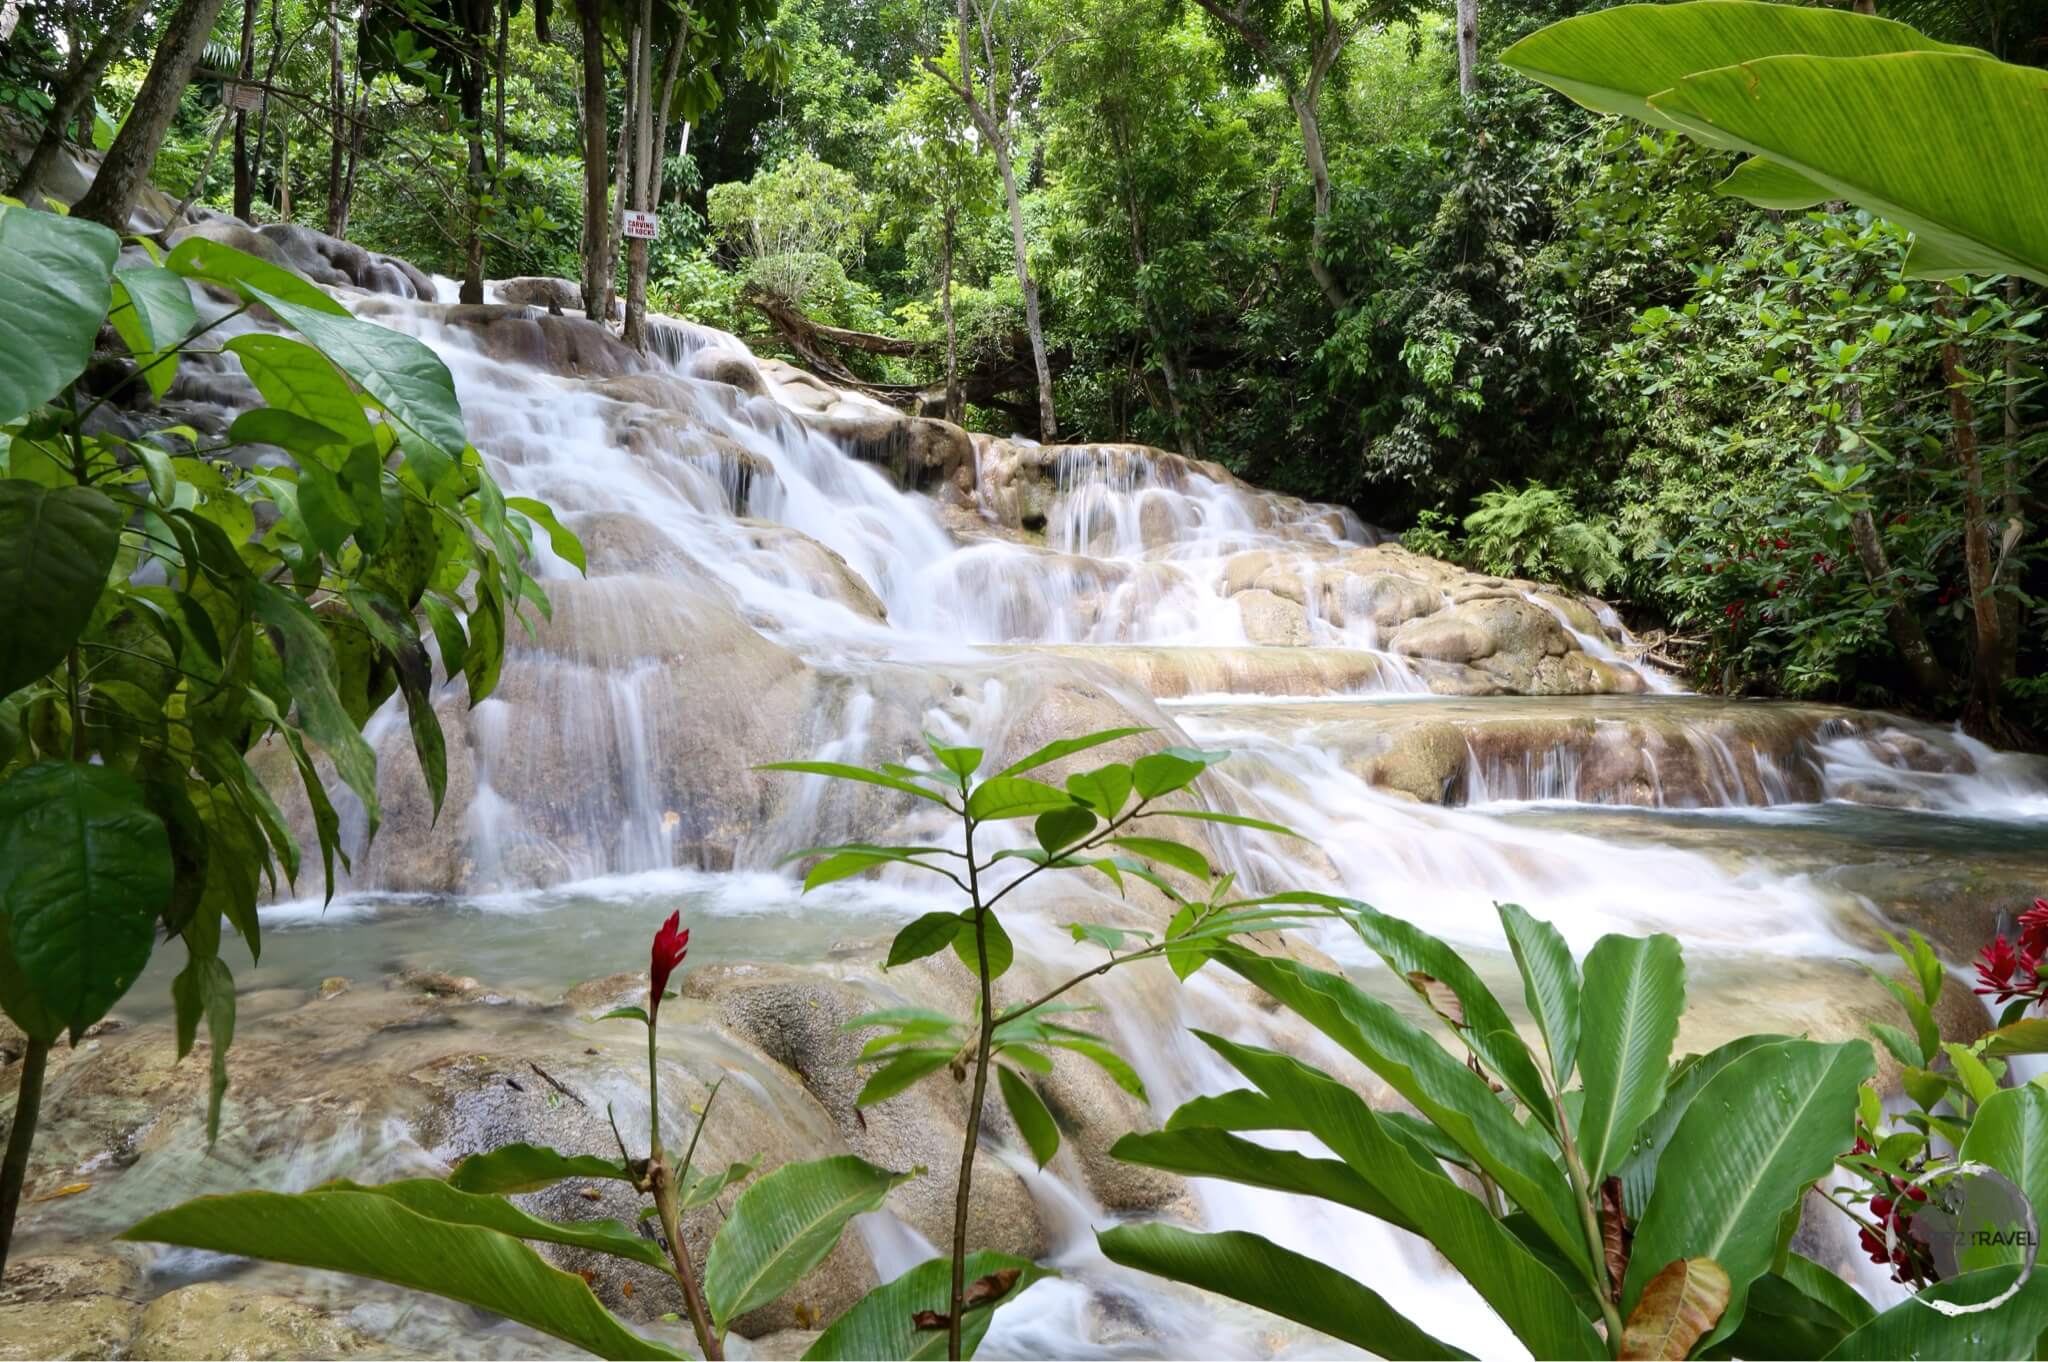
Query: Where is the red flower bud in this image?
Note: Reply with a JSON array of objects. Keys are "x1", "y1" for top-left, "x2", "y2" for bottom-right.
[{"x1": 650, "y1": 910, "x2": 690, "y2": 1017}]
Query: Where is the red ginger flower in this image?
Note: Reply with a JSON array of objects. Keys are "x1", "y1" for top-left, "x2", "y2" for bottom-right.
[
  {"x1": 1977, "y1": 934, "x2": 2023, "y2": 1000},
  {"x1": 2020, "y1": 898, "x2": 2048, "y2": 956},
  {"x1": 650, "y1": 910, "x2": 690, "y2": 1018}
]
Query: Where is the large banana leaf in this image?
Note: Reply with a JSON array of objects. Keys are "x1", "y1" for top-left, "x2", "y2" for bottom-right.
[
  {"x1": 1196, "y1": 1032, "x2": 1605, "y2": 1360},
  {"x1": 1651, "y1": 51, "x2": 2048, "y2": 284},
  {"x1": 1822, "y1": 1265, "x2": 2048, "y2": 1360},
  {"x1": 802, "y1": 1252, "x2": 1050, "y2": 1361},
  {"x1": 1096, "y1": 1224, "x2": 1471, "y2": 1361},
  {"x1": 1622, "y1": 1040, "x2": 1873, "y2": 1349},
  {"x1": 121, "y1": 1189, "x2": 684, "y2": 1360},
  {"x1": 1497, "y1": 903, "x2": 1581, "y2": 1088},
  {"x1": 1499, "y1": 1, "x2": 1975, "y2": 132},
  {"x1": 1110, "y1": 1126, "x2": 1415, "y2": 1232},
  {"x1": 1956, "y1": 1084, "x2": 2048, "y2": 1270},
  {"x1": 1613, "y1": 1033, "x2": 1792, "y2": 1218},
  {"x1": 1574, "y1": 933, "x2": 1684, "y2": 1183},
  {"x1": 1216, "y1": 949, "x2": 1588, "y2": 1279},
  {"x1": 702, "y1": 1155, "x2": 909, "y2": 1329}
]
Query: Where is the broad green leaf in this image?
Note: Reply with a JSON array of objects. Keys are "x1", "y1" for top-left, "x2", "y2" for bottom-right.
[
  {"x1": 1132, "y1": 747, "x2": 1226, "y2": 799},
  {"x1": 1110, "y1": 1127, "x2": 1413, "y2": 1231},
  {"x1": 965, "y1": 775, "x2": 1080, "y2": 821},
  {"x1": 1624, "y1": 1040, "x2": 1874, "y2": 1348},
  {"x1": 1106, "y1": 836, "x2": 1210, "y2": 881},
  {"x1": 505, "y1": 496, "x2": 586, "y2": 574},
  {"x1": 925, "y1": 734, "x2": 983, "y2": 779},
  {"x1": 995, "y1": 726, "x2": 1148, "y2": 777},
  {"x1": 109, "y1": 265, "x2": 197, "y2": 397},
  {"x1": 1164, "y1": 1087, "x2": 1298, "y2": 1133},
  {"x1": 1861, "y1": 964, "x2": 1939, "y2": 1064},
  {"x1": 1498, "y1": 902, "x2": 1581, "y2": 1089},
  {"x1": 1199, "y1": 1031, "x2": 1603, "y2": 1357},
  {"x1": 228, "y1": 408, "x2": 355, "y2": 462},
  {"x1": 1149, "y1": 807, "x2": 1300, "y2": 837},
  {"x1": 163, "y1": 236, "x2": 350, "y2": 316},
  {"x1": 251, "y1": 288, "x2": 467, "y2": 491},
  {"x1": 1501, "y1": 3, "x2": 1974, "y2": 136},
  {"x1": 1215, "y1": 949, "x2": 1588, "y2": 1279},
  {"x1": 1957, "y1": 1085, "x2": 2048, "y2": 1268},
  {"x1": 1652, "y1": 52, "x2": 2048, "y2": 285},
  {"x1": 1980, "y1": 1018, "x2": 2048, "y2": 1057},
  {"x1": 702, "y1": 1155, "x2": 908, "y2": 1328},
  {"x1": 887, "y1": 911, "x2": 967, "y2": 968},
  {"x1": 250, "y1": 584, "x2": 381, "y2": 839},
  {"x1": 802, "y1": 1252, "x2": 1049, "y2": 1361},
  {"x1": 0, "y1": 761, "x2": 168, "y2": 1042},
  {"x1": 0, "y1": 481, "x2": 123, "y2": 696},
  {"x1": 1716, "y1": 157, "x2": 1830, "y2": 211},
  {"x1": 1034, "y1": 805, "x2": 1096, "y2": 855},
  {"x1": 756, "y1": 761, "x2": 952, "y2": 806},
  {"x1": 678, "y1": 1159, "x2": 757, "y2": 1211},
  {"x1": 0, "y1": 203, "x2": 118, "y2": 424},
  {"x1": 225, "y1": 335, "x2": 376, "y2": 450},
  {"x1": 1945, "y1": 1042, "x2": 2001, "y2": 1108},
  {"x1": 1576, "y1": 933, "x2": 1684, "y2": 1182},
  {"x1": 445, "y1": 1142, "x2": 633, "y2": 1195},
  {"x1": 856, "y1": 1048, "x2": 954, "y2": 1105},
  {"x1": 997, "y1": 1066, "x2": 1059, "y2": 1168},
  {"x1": 1619, "y1": 1256, "x2": 1729, "y2": 1361},
  {"x1": 1615, "y1": 1033, "x2": 1792, "y2": 1218},
  {"x1": 121, "y1": 1189, "x2": 682, "y2": 1360},
  {"x1": 1042, "y1": 1036, "x2": 1146, "y2": 1100},
  {"x1": 1352, "y1": 906, "x2": 1552, "y2": 1129},
  {"x1": 952, "y1": 909, "x2": 1013, "y2": 981},
  {"x1": 1821, "y1": 1265, "x2": 2048, "y2": 1360},
  {"x1": 1097, "y1": 1224, "x2": 1471, "y2": 1360},
  {"x1": 320, "y1": 1178, "x2": 669, "y2": 1271},
  {"x1": 1065, "y1": 764, "x2": 1133, "y2": 817}
]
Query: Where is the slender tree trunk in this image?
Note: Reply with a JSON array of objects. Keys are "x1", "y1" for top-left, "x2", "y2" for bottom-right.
[
  {"x1": 621, "y1": 0, "x2": 655, "y2": 350},
  {"x1": 1848, "y1": 509, "x2": 1953, "y2": 699},
  {"x1": 460, "y1": 60, "x2": 487, "y2": 303},
  {"x1": 324, "y1": 0, "x2": 347, "y2": 233},
  {"x1": 579, "y1": 0, "x2": 612, "y2": 322},
  {"x1": 275, "y1": 121, "x2": 291, "y2": 218},
  {"x1": 233, "y1": 0, "x2": 258, "y2": 219},
  {"x1": 941, "y1": 209, "x2": 961, "y2": 425},
  {"x1": 1456, "y1": 0, "x2": 1478, "y2": 97},
  {"x1": 1108, "y1": 113, "x2": 1198, "y2": 455},
  {"x1": 493, "y1": 0, "x2": 509, "y2": 186},
  {"x1": 335, "y1": 79, "x2": 365, "y2": 238},
  {"x1": 1998, "y1": 277, "x2": 2024, "y2": 679},
  {"x1": 249, "y1": 0, "x2": 284, "y2": 207},
  {"x1": 604, "y1": 31, "x2": 634, "y2": 324},
  {"x1": 75, "y1": 0, "x2": 232, "y2": 229},
  {"x1": 1290, "y1": 92, "x2": 1349, "y2": 312},
  {"x1": 989, "y1": 140, "x2": 1053, "y2": 439},
  {"x1": 1939, "y1": 293, "x2": 2009, "y2": 743},
  {"x1": 7, "y1": 0, "x2": 149, "y2": 204}
]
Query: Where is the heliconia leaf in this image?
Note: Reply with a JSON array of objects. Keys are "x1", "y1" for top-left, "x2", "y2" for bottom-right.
[
  {"x1": 1497, "y1": 902, "x2": 1582, "y2": 1089},
  {"x1": 756, "y1": 761, "x2": 953, "y2": 806},
  {"x1": 120, "y1": 1189, "x2": 683, "y2": 1360},
  {"x1": 1619, "y1": 1257, "x2": 1730, "y2": 1361},
  {"x1": 1601, "y1": 1177, "x2": 1631, "y2": 1296},
  {"x1": 596, "y1": 1005, "x2": 649, "y2": 1025},
  {"x1": 445, "y1": 1143, "x2": 634, "y2": 1195},
  {"x1": 1110, "y1": 1127, "x2": 1413, "y2": 1232},
  {"x1": 1097, "y1": 1224, "x2": 1472, "y2": 1361},
  {"x1": 1164, "y1": 1088, "x2": 1295, "y2": 1133},
  {"x1": 1820, "y1": 1265, "x2": 2048, "y2": 1360},
  {"x1": 1614, "y1": 1032, "x2": 1792, "y2": 1219},
  {"x1": 995, "y1": 726, "x2": 1149, "y2": 777},
  {"x1": 997, "y1": 1066, "x2": 1059, "y2": 1168},
  {"x1": 1576, "y1": 933, "x2": 1685, "y2": 1182},
  {"x1": 702, "y1": 1155, "x2": 909, "y2": 1328},
  {"x1": 1716, "y1": 156, "x2": 1829, "y2": 211},
  {"x1": 802, "y1": 1252, "x2": 1050, "y2": 1361}
]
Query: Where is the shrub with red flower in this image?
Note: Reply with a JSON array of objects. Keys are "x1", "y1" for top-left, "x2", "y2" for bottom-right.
[
  {"x1": 650, "y1": 909, "x2": 690, "y2": 1020},
  {"x1": 1973, "y1": 899, "x2": 2048, "y2": 1010}
]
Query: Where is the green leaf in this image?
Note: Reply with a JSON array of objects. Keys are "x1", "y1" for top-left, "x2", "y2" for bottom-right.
[
  {"x1": 1501, "y1": 3, "x2": 1973, "y2": 136},
  {"x1": 702, "y1": 1155, "x2": 908, "y2": 1329},
  {"x1": 121, "y1": 1189, "x2": 682, "y2": 1360},
  {"x1": 194, "y1": 955, "x2": 235, "y2": 1142},
  {"x1": 952, "y1": 910, "x2": 1013, "y2": 981},
  {"x1": 109, "y1": 265, "x2": 197, "y2": 397},
  {"x1": 856, "y1": 1048, "x2": 954, "y2": 1106},
  {"x1": 0, "y1": 762, "x2": 168, "y2": 1042},
  {"x1": 1148, "y1": 807, "x2": 1300, "y2": 837},
  {"x1": 445, "y1": 1143, "x2": 634, "y2": 1195},
  {"x1": 1654, "y1": 52, "x2": 2048, "y2": 285},
  {"x1": 1042, "y1": 1036, "x2": 1146, "y2": 1101},
  {"x1": 505, "y1": 497, "x2": 586, "y2": 574},
  {"x1": 1034, "y1": 804, "x2": 1096, "y2": 855},
  {"x1": 997, "y1": 1066, "x2": 1059, "y2": 1168},
  {"x1": 1957, "y1": 1085, "x2": 2048, "y2": 1269},
  {"x1": 965, "y1": 775, "x2": 1080, "y2": 821},
  {"x1": 0, "y1": 203, "x2": 118, "y2": 424},
  {"x1": 1716, "y1": 156, "x2": 1830, "y2": 211},
  {"x1": 1615, "y1": 1033, "x2": 1793, "y2": 1219},
  {"x1": 755, "y1": 761, "x2": 952, "y2": 806},
  {"x1": 1624, "y1": 1039, "x2": 1874, "y2": 1349},
  {"x1": 421, "y1": 594, "x2": 469, "y2": 679},
  {"x1": 1822, "y1": 1265, "x2": 2048, "y2": 1360},
  {"x1": 0, "y1": 481, "x2": 123, "y2": 696},
  {"x1": 1065, "y1": 764, "x2": 1133, "y2": 817},
  {"x1": 1214, "y1": 949, "x2": 1589, "y2": 1280},
  {"x1": 163, "y1": 236, "x2": 350, "y2": 317},
  {"x1": 1351, "y1": 905, "x2": 1553, "y2": 1130},
  {"x1": 1106, "y1": 836, "x2": 1210, "y2": 880},
  {"x1": 1195, "y1": 1030, "x2": 1602, "y2": 1357},
  {"x1": 321, "y1": 1178, "x2": 669, "y2": 1272},
  {"x1": 1944, "y1": 1041, "x2": 2000, "y2": 1108},
  {"x1": 1132, "y1": 747, "x2": 1226, "y2": 799},
  {"x1": 251, "y1": 287, "x2": 467, "y2": 491},
  {"x1": 996, "y1": 726, "x2": 1149, "y2": 777},
  {"x1": 678, "y1": 1159, "x2": 757, "y2": 1212},
  {"x1": 802, "y1": 1252, "x2": 1049, "y2": 1361},
  {"x1": 1110, "y1": 1127, "x2": 1413, "y2": 1231},
  {"x1": 1860, "y1": 963, "x2": 1939, "y2": 1064},
  {"x1": 925, "y1": 733, "x2": 983, "y2": 779},
  {"x1": 1576, "y1": 932, "x2": 1685, "y2": 1182},
  {"x1": 225, "y1": 337, "x2": 376, "y2": 450},
  {"x1": 1979, "y1": 1018, "x2": 2048, "y2": 1057},
  {"x1": 1097, "y1": 1225, "x2": 1471, "y2": 1360},
  {"x1": 887, "y1": 911, "x2": 967, "y2": 969},
  {"x1": 1497, "y1": 902, "x2": 1581, "y2": 1089},
  {"x1": 1164, "y1": 1088, "x2": 1297, "y2": 1133},
  {"x1": 250, "y1": 583, "x2": 381, "y2": 840}
]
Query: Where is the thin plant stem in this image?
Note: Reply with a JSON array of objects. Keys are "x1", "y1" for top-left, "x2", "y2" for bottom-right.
[
  {"x1": 948, "y1": 803, "x2": 993, "y2": 1362},
  {"x1": 0, "y1": 1038, "x2": 52, "y2": 1279}
]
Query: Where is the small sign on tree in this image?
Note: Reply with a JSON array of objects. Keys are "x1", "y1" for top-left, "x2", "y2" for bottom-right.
[
  {"x1": 223, "y1": 82, "x2": 264, "y2": 112},
  {"x1": 621, "y1": 210, "x2": 660, "y2": 241}
]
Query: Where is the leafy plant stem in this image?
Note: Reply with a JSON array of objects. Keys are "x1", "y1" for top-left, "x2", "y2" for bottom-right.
[
  {"x1": 650, "y1": 1158, "x2": 722, "y2": 1360},
  {"x1": 950, "y1": 808, "x2": 992, "y2": 1362},
  {"x1": 0, "y1": 1037, "x2": 52, "y2": 1279},
  {"x1": 1554, "y1": 1087, "x2": 1624, "y2": 1354}
]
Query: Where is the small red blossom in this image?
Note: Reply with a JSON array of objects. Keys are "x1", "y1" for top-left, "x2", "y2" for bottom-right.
[
  {"x1": 1773, "y1": 537, "x2": 1790, "y2": 551},
  {"x1": 650, "y1": 910, "x2": 690, "y2": 1015},
  {"x1": 1974, "y1": 933, "x2": 2044, "y2": 1005}
]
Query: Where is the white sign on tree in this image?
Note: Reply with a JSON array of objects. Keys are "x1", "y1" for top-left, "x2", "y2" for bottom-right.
[{"x1": 621, "y1": 210, "x2": 660, "y2": 241}]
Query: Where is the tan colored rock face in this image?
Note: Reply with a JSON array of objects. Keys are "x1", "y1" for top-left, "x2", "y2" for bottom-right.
[
  {"x1": 130, "y1": 1284, "x2": 365, "y2": 1361},
  {"x1": 1235, "y1": 588, "x2": 1310, "y2": 646}
]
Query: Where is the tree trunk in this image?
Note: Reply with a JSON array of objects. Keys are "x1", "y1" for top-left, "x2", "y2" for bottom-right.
[
  {"x1": 579, "y1": 0, "x2": 612, "y2": 323},
  {"x1": 604, "y1": 30, "x2": 634, "y2": 325},
  {"x1": 7, "y1": 0, "x2": 149, "y2": 204},
  {"x1": 1848, "y1": 508, "x2": 1954, "y2": 700},
  {"x1": 249, "y1": 0, "x2": 284, "y2": 208},
  {"x1": 275, "y1": 120, "x2": 291, "y2": 218},
  {"x1": 1939, "y1": 294, "x2": 2010, "y2": 743},
  {"x1": 335, "y1": 80, "x2": 366, "y2": 238},
  {"x1": 1456, "y1": 0, "x2": 1478, "y2": 97},
  {"x1": 621, "y1": 0, "x2": 655, "y2": 351},
  {"x1": 460, "y1": 65, "x2": 487, "y2": 303},
  {"x1": 941, "y1": 209, "x2": 961, "y2": 425},
  {"x1": 233, "y1": 0, "x2": 258, "y2": 219},
  {"x1": 1998, "y1": 277, "x2": 2024, "y2": 679},
  {"x1": 1290, "y1": 92, "x2": 1349, "y2": 312},
  {"x1": 324, "y1": 0, "x2": 347, "y2": 233},
  {"x1": 989, "y1": 137, "x2": 1054, "y2": 439},
  {"x1": 493, "y1": 0, "x2": 509, "y2": 185},
  {"x1": 74, "y1": 0, "x2": 231, "y2": 229},
  {"x1": 1108, "y1": 113, "x2": 1198, "y2": 455}
]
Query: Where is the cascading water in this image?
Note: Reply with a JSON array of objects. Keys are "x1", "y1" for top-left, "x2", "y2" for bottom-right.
[{"x1": 21, "y1": 238, "x2": 2048, "y2": 1360}]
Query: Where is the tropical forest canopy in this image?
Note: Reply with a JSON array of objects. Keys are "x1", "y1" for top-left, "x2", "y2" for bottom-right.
[{"x1": 4, "y1": 0, "x2": 2045, "y2": 736}]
